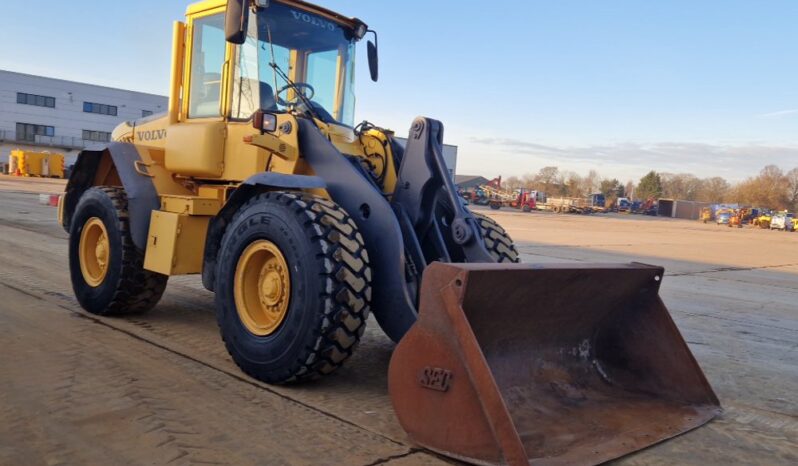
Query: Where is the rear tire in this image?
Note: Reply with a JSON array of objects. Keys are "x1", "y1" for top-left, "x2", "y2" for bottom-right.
[
  {"x1": 69, "y1": 187, "x2": 168, "y2": 315},
  {"x1": 473, "y1": 212, "x2": 520, "y2": 263},
  {"x1": 215, "y1": 192, "x2": 372, "y2": 384}
]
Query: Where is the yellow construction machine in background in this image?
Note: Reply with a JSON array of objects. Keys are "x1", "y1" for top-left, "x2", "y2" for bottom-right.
[
  {"x1": 57, "y1": 1, "x2": 720, "y2": 464},
  {"x1": 8, "y1": 149, "x2": 65, "y2": 178},
  {"x1": 754, "y1": 212, "x2": 773, "y2": 229},
  {"x1": 700, "y1": 207, "x2": 712, "y2": 223}
]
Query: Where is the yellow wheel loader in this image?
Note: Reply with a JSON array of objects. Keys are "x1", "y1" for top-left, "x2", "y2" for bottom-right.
[{"x1": 58, "y1": 1, "x2": 720, "y2": 464}]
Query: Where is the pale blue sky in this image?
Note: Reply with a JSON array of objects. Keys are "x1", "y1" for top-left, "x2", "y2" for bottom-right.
[{"x1": 2, "y1": 1, "x2": 796, "y2": 182}]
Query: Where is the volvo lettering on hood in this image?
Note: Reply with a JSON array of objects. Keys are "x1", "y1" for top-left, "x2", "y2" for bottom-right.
[{"x1": 136, "y1": 129, "x2": 167, "y2": 141}]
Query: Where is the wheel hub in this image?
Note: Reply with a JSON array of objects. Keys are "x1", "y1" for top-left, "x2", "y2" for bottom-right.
[
  {"x1": 79, "y1": 217, "x2": 110, "y2": 287},
  {"x1": 259, "y1": 266, "x2": 286, "y2": 309},
  {"x1": 95, "y1": 241, "x2": 108, "y2": 269},
  {"x1": 234, "y1": 240, "x2": 291, "y2": 336}
]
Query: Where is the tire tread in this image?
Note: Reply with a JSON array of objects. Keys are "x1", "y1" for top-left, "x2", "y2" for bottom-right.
[
  {"x1": 75, "y1": 187, "x2": 167, "y2": 315},
  {"x1": 473, "y1": 212, "x2": 520, "y2": 263},
  {"x1": 221, "y1": 191, "x2": 371, "y2": 383}
]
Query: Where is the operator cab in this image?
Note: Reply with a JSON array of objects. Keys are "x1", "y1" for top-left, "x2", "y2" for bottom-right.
[{"x1": 190, "y1": 0, "x2": 378, "y2": 128}]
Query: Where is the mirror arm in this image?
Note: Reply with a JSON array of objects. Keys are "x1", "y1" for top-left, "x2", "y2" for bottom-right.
[{"x1": 368, "y1": 29, "x2": 379, "y2": 49}]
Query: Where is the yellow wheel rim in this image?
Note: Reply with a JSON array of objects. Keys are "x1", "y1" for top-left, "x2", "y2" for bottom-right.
[
  {"x1": 79, "y1": 217, "x2": 110, "y2": 287},
  {"x1": 234, "y1": 240, "x2": 291, "y2": 336}
]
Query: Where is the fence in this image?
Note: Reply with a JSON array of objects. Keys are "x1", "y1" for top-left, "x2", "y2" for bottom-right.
[{"x1": 0, "y1": 130, "x2": 86, "y2": 150}]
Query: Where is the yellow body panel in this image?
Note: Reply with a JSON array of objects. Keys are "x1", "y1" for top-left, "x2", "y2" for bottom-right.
[
  {"x1": 223, "y1": 122, "x2": 283, "y2": 180},
  {"x1": 240, "y1": 114, "x2": 303, "y2": 178},
  {"x1": 137, "y1": 146, "x2": 195, "y2": 197},
  {"x1": 165, "y1": 121, "x2": 227, "y2": 177},
  {"x1": 144, "y1": 211, "x2": 211, "y2": 275},
  {"x1": 160, "y1": 194, "x2": 222, "y2": 216}
]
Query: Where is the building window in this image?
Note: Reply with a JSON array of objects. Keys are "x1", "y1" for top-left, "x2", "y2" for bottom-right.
[
  {"x1": 142, "y1": 110, "x2": 153, "y2": 117},
  {"x1": 17, "y1": 92, "x2": 56, "y2": 108},
  {"x1": 82, "y1": 130, "x2": 112, "y2": 142},
  {"x1": 16, "y1": 122, "x2": 55, "y2": 142},
  {"x1": 83, "y1": 102, "x2": 118, "y2": 116}
]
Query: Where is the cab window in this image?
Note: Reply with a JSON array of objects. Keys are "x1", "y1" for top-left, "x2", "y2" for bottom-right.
[
  {"x1": 306, "y1": 50, "x2": 338, "y2": 117},
  {"x1": 188, "y1": 14, "x2": 226, "y2": 118}
]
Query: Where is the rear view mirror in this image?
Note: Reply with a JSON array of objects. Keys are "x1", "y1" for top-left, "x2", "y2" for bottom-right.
[
  {"x1": 225, "y1": 0, "x2": 249, "y2": 44},
  {"x1": 367, "y1": 39, "x2": 379, "y2": 82}
]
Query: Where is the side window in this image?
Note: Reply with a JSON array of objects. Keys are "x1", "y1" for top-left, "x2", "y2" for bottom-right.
[
  {"x1": 306, "y1": 50, "x2": 338, "y2": 117},
  {"x1": 231, "y1": 30, "x2": 261, "y2": 119},
  {"x1": 188, "y1": 14, "x2": 226, "y2": 118}
]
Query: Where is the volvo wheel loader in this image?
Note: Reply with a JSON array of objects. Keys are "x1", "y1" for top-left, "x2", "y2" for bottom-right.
[{"x1": 58, "y1": 1, "x2": 721, "y2": 464}]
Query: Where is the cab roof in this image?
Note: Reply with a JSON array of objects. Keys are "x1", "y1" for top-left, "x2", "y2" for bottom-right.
[{"x1": 185, "y1": 0, "x2": 362, "y2": 30}]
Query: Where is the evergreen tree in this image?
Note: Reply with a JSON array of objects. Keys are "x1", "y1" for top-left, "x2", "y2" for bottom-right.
[{"x1": 637, "y1": 171, "x2": 663, "y2": 200}]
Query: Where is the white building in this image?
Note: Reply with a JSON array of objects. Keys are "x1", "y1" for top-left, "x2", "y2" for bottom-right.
[
  {"x1": 0, "y1": 69, "x2": 167, "y2": 165},
  {"x1": 0, "y1": 69, "x2": 458, "y2": 176}
]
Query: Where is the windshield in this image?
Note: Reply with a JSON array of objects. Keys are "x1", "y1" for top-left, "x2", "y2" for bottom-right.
[{"x1": 231, "y1": 2, "x2": 357, "y2": 126}]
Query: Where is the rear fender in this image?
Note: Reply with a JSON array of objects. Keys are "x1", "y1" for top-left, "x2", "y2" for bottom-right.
[{"x1": 62, "y1": 143, "x2": 159, "y2": 250}]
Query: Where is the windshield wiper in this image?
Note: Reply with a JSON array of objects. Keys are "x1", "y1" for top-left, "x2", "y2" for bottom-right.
[{"x1": 268, "y1": 61, "x2": 319, "y2": 118}]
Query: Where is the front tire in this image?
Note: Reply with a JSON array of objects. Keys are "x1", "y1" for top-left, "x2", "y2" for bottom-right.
[
  {"x1": 215, "y1": 192, "x2": 372, "y2": 384},
  {"x1": 68, "y1": 187, "x2": 168, "y2": 315}
]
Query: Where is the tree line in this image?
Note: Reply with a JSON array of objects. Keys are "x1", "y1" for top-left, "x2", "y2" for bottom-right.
[{"x1": 503, "y1": 165, "x2": 798, "y2": 211}]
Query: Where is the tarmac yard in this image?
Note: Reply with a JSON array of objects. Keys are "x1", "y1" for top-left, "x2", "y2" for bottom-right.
[{"x1": 0, "y1": 176, "x2": 796, "y2": 465}]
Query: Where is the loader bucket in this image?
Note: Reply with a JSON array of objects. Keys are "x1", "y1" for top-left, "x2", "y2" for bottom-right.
[{"x1": 389, "y1": 262, "x2": 720, "y2": 466}]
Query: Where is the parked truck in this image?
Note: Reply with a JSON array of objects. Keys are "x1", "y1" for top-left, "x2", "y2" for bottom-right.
[
  {"x1": 770, "y1": 212, "x2": 795, "y2": 231},
  {"x1": 488, "y1": 188, "x2": 537, "y2": 212},
  {"x1": 616, "y1": 197, "x2": 631, "y2": 212}
]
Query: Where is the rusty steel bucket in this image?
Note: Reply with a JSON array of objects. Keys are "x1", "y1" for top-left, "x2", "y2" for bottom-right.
[{"x1": 389, "y1": 262, "x2": 720, "y2": 466}]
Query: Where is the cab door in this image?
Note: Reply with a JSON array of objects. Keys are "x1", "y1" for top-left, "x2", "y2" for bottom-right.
[{"x1": 165, "y1": 8, "x2": 228, "y2": 178}]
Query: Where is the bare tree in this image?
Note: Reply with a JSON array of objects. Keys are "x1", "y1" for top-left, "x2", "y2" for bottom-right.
[
  {"x1": 732, "y1": 165, "x2": 789, "y2": 209},
  {"x1": 582, "y1": 169, "x2": 600, "y2": 195},
  {"x1": 537, "y1": 166, "x2": 559, "y2": 194},
  {"x1": 624, "y1": 180, "x2": 635, "y2": 199},
  {"x1": 522, "y1": 173, "x2": 538, "y2": 190},
  {"x1": 699, "y1": 177, "x2": 730, "y2": 203},
  {"x1": 786, "y1": 168, "x2": 798, "y2": 211},
  {"x1": 563, "y1": 171, "x2": 583, "y2": 197},
  {"x1": 505, "y1": 176, "x2": 524, "y2": 190},
  {"x1": 661, "y1": 173, "x2": 702, "y2": 200}
]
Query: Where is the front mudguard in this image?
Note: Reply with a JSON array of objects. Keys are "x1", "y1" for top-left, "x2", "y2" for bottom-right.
[
  {"x1": 298, "y1": 119, "x2": 419, "y2": 342},
  {"x1": 200, "y1": 172, "x2": 327, "y2": 292},
  {"x1": 298, "y1": 117, "x2": 496, "y2": 342}
]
